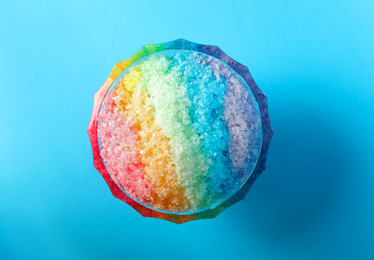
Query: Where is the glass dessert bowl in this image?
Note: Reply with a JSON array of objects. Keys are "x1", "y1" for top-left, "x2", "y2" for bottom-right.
[{"x1": 87, "y1": 39, "x2": 273, "y2": 224}]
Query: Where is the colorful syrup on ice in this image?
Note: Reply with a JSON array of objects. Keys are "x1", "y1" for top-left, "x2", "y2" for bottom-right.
[{"x1": 97, "y1": 50, "x2": 262, "y2": 213}]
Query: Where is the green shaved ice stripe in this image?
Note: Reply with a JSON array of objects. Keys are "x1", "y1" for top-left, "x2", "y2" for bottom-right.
[{"x1": 137, "y1": 56, "x2": 210, "y2": 210}]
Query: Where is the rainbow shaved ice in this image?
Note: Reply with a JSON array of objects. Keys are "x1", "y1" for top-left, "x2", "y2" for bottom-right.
[{"x1": 97, "y1": 51, "x2": 262, "y2": 213}]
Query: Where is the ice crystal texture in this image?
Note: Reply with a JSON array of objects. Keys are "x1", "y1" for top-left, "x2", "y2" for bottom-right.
[{"x1": 97, "y1": 51, "x2": 262, "y2": 212}]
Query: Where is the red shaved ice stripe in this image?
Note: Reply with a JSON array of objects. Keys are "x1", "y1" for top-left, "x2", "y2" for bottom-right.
[{"x1": 97, "y1": 91, "x2": 153, "y2": 204}]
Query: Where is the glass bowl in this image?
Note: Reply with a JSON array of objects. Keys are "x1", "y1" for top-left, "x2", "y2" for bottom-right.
[{"x1": 87, "y1": 39, "x2": 273, "y2": 224}]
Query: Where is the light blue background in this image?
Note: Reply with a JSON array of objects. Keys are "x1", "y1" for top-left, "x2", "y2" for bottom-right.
[{"x1": 1, "y1": 1, "x2": 373, "y2": 259}]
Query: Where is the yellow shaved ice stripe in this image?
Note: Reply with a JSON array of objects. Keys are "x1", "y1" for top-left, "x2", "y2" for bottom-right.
[{"x1": 112, "y1": 68, "x2": 189, "y2": 212}]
